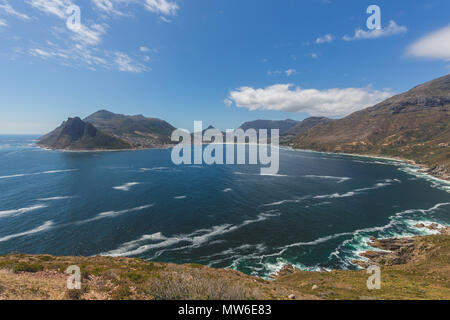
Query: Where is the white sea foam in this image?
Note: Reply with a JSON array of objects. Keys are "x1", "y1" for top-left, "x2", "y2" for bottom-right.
[
  {"x1": 0, "y1": 221, "x2": 54, "y2": 242},
  {"x1": 36, "y1": 196, "x2": 75, "y2": 201},
  {"x1": 42, "y1": 169, "x2": 77, "y2": 174},
  {"x1": 0, "y1": 169, "x2": 77, "y2": 180},
  {"x1": 259, "y1": 259, "x2": 322, "y2": 278},
  {"x1": 328, "y1": 202, "x2": 450, "y2": 268},
  {"x1": 303, "y1": 175, "x2": 351, "y2": 183},
  {"x1": 174, "y1": 196, "x2": 187, "y2": 199},
  {"x1": 0, "y1": 204, "x2": 47, "y2": 218},
  {"x1": 76, "y1": 204, "x2": 153, "y2": 225},
  {"x1": 399, "y1": 165, "x2": 450, "y2": 193},
  {"x1": 223, "y1": 188, "x2": 233, "y2": 192},
  {"x1": 314, "y1": 191, "x2": 356, "y2": 199},
  {"x1": 260, "y1": 173, "x2": 288, "y2": 177},
  {"x1": 262, "y1": 196, "x2": 310, "y2": 207},
  {"x1": 314, "y1": 179, "x2": 397, "y2": 199},
  {"x1": 263, "y1": 179, "x2": 398, "y2": 205},
  {"x1": 113, "y1": 182, "x2": 140, "y2": 191},
  {"x1": 102, "y1": 210, "x2": 281, "y2": 257},
  {"x1": 141, "y1": 167, "x2": 171, "y2": 171}
]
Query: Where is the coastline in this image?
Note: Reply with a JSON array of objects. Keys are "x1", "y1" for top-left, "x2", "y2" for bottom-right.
[
  {"x1": 282, "y1": 146, "x2": 450, "y2": 183},
  {"x1": 278, "y1": 146, "x2": 450, "y2": 274},
  {"x1": 35, "y1": 144, "x2": 174, "y2": 153}
]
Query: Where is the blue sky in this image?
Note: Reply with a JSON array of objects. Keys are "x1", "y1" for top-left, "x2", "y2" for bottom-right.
[{"x1": 0, "y1": 0, "x2": 449, "y2": 134}]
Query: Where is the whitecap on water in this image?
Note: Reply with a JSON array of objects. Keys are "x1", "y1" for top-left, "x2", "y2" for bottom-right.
[
  {"x1": 0, "y1": 221, "x2": 54, "y2": 242},
  {"x1": 113, "y1": 182, "x2": 140, "y2": 191},
  {"x1": 101, "y1": 210, "x2": 281, "y2": 257},
  {"x1": 0, "y1": 204, "x2": 47, "y2": 218}
]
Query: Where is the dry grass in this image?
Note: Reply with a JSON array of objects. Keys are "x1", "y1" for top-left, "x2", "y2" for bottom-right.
[{"x1": 0, "y1": 235, "x2": 449, "y2": 300}]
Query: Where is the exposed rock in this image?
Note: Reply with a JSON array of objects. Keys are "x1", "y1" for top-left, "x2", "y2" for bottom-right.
[
  {"x1": 415, "y1": 223, "x2": 450, "y2": 235},
  {"x1": 277, "y1": 264, "x2": 296, "y2": 278},
  {"x1": 38, "y1": 117, "x2": 132, "y2": 150},
  {"x1": 312, "y1": 285, "x2": 318, "y2": 290}
]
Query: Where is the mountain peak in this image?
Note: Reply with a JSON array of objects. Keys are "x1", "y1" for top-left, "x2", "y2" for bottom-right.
[{"x1": 85, "y1": 110, "x2": 120, "y2": 121}]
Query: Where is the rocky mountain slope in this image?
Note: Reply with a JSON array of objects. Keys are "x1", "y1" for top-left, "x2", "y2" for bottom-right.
[
  {"x1": 284, "y1": 117, "x2": 332, "y2": 136},
  {"x1": 37, "y1": 117, "x2": 132, "y2": 150},
  {"x1": 38, "y1": 110, "x2": 176, "y2": 150},
  {"x1": 292, "y1": 74, "x2": 450, "y2": 179},
  {"x1": 84, "y1": 110, "x2": 176, "y2": 148}
]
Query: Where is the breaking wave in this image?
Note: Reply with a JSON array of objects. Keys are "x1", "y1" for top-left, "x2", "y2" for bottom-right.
[
  {"x1": 75, "y1": 204, "x2": 154, "y2": 225},
  {"x1": 0, "y1": 221, "x2": 54, "y2": 242},
  {"x1": 113, "y1": 182, "x2": 140, "y2": 191},
  {"x1": 0, "y1": 169, "x2": 77, "y2": 180},
  {"x1": 0, "y1": 204, "x2": 47, "y2": 218},
  {"x1": 101, "y1": 210, "x2": 281, "y2": 257}
]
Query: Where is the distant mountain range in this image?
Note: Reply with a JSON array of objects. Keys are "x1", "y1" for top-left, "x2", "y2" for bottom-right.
[
  {"x1": 238, "y1": 119, "x2": 299, "y2": 136},
  {"x1": 284, "y1": 117, "x2": 332, "y2": 136},
  {"x1": 292, "y1": 74, "x2": 450, "y2": 179},
  {"x1": 38, "y1": 74, "x2": 450, "y2": 179}
]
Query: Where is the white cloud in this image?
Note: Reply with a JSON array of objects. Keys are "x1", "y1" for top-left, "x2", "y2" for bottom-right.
[
  {"x1": 224, "y1": 98, "x2": 232, "y2": 107},
  {"x1": 0, "y1": 17, "x2": 6, "y2": 27},
  {"x1": 227, "y1": 84, "x2": 393, "y2": 117},
  {"x1": 159, "y1": 15, "x2": 171, "y2": 23},
  {"x1": 23, "y1": 0, "x2": 160, "y2": 73},
  {"x1": 311, "y1": 53, "x2": 318, "y2": 59},
  {"x1": 29, "y1": 49, "x2": 68, "y2": 58},
  {"x1": 28, "y1": 0, "x2": 107, "y2": 46},
  {"x1": 91, "y1": 0, "x2": 180, "y2": 17},
  {"x1": 315, "y1": 34, "x2": 333, "y2": 44},
  {"x1": 27, "y1": 0, "x2": 72, "y2": 19},
  {"x1": 343, "y1": 20, "x2": 407, "y2": 41},
  {"x1": 70, "y1": 23, "x2": 107, "y2": 46},
  {"x1": 114, "y1": 51, "x2": 147, "y2": 73},
  {"x1": 406, "y1": 25, "x2": 450, "y2": 61},
  {"x1": 0, "y1": 1, "x2": 30, "y2": 20},
  {"x1": 285, "y1": 69, "x2": 297, "y2": 76},
  {"x1": 145, "y1": 0, "x2": 178, "y2": 16}
]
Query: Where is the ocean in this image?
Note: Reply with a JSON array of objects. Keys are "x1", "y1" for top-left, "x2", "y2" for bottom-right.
[{"x1": 0, "y1": 135, "x2": 449, "y2": 278}]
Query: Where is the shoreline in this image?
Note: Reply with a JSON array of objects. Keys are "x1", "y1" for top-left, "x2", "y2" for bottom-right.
[
  {"x1": 283, "y1": 146, "x2": 450, "y2": 183},
  {"x1": 35, "y1": 144, "x2": 174, "y2": 153}
]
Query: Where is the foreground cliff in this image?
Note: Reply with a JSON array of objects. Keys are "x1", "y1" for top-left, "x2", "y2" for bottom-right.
[
  {"x1": 1, "y1": 234, "x2": 449, "y2": 300},
  {"x1": 292, "y1": 74, "x2": 450, "y2": 180}
]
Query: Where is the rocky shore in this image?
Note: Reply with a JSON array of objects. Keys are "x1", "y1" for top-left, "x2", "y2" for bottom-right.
[
  {"x1": 352, "y1": 224, "x2": 450, "y2": 269},
  {"x1": 1, "y1": 233, "x2": 449, "y2": 300}
]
